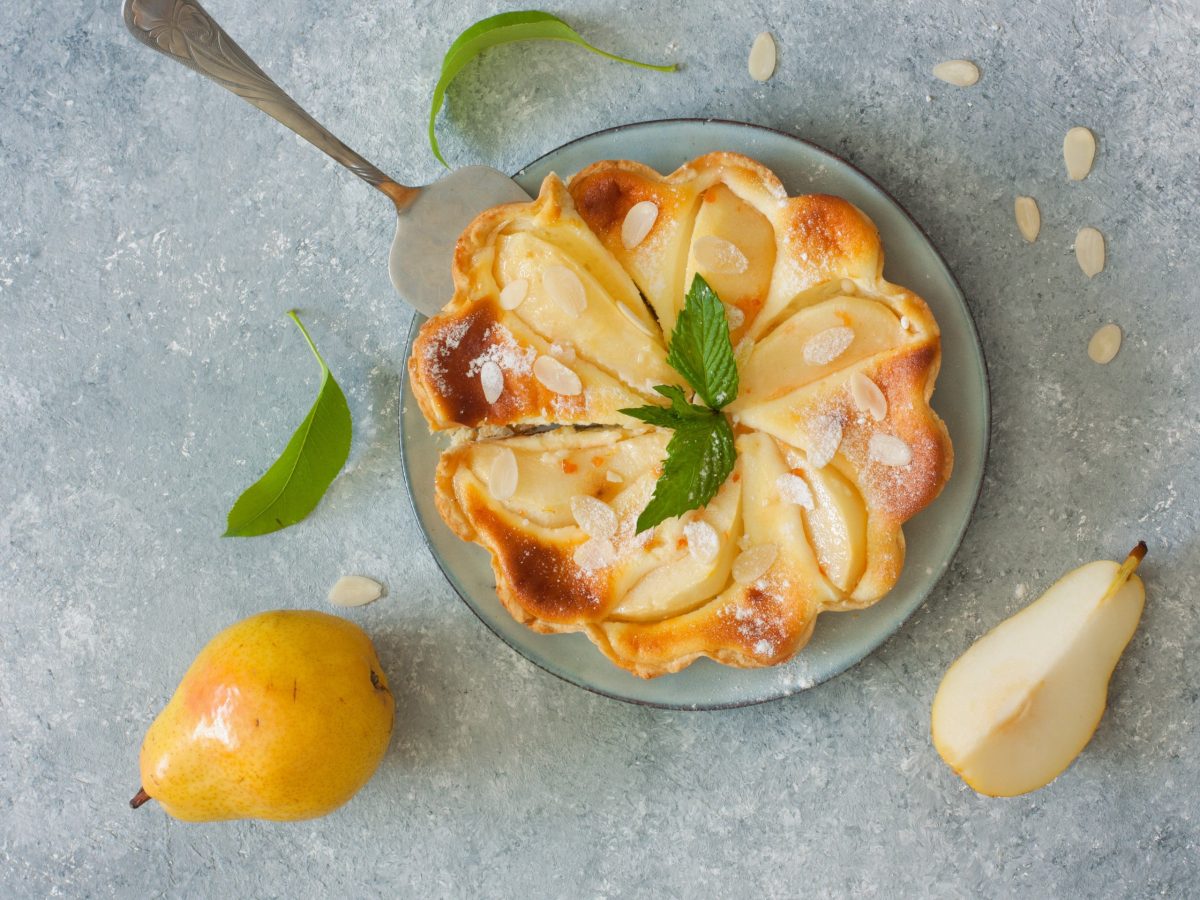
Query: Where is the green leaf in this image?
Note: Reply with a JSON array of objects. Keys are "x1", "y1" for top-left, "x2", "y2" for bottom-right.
[
  {"x1": 634, "y1": 412, "x2": 736, "y2": 533},
  {"x1": 429, "y1": 11, "x2": 677, "y2": 167},
  {"x1": 665, "y1": 274, "x2": 740, "y2": 409},
  {"x1": 619, "y1": 385, "x2": 712, "y2": 428},
  {"x1": 223, "y1": 311, "x2": 352, "y2": 537}
]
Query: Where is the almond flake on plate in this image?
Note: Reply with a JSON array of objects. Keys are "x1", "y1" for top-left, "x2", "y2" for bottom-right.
[
  {"x1": 533, "y1": 355, "x2": 583, "y2": 395},
  {"x1": 570, "y1": 495, "x2": 618, "y2": 540},
  {"x1": 621, "y1": 201, "x2": 659, "y2": 249},
  {"x1": 693, "y1": 235, "x2": 749, "y2": 274},
  {"x1": 1014, "y1": 196, "x2": 1040, "y2": 242},
  {"x1": 499, "y1": 278, "x2": 528, "y2": 310},
  {"x1": 849, "y1": 371, "x2": 887, "y2": 421},
  {"x1": 1075, "y1": 227, "x2": 1105, "y2": 278},
  {"x1": 542, "y1": 265, "x2": 587, "y2": 316},
  {"x1": 327, "y1": 575, "x2": 385, "y2": 608},
  {"x1": 733, "y1": 543, "x2": 778, "y2": 584},
  {"x1": 573, "y1": 536, "x2": 616, "y2": 571},
  {"x1": 1063, "y1": 126, "x2": 1096, "y2": 180},
  {"x1": 489, "y1": 447, "x2": 518, "y2": 499},
  {"x1": 803, "y1": 326, "x2": 855, "y2": 365},
  {"x1": 808, "y1": 415, "x2": 843, "y2": 469},
  {"x1": 479, "y1": 360, "x2": 504, "y2": 404},
  {"x1": 868, "y1": 433, "x2": 913, "y2": 467},
  {"x1": 684, "y1": 520, "x2": 720, "y2": 565},
  {"x1": 932, "y1": 59, "x2": 980, "y2": 87},
  {"x1": 775, "y1": 473, "x2": 814, "y2": 509},
  {"x1": 748, "y1": 32, "x2": 777, "y2": 82},
  {"x1": 1088, "y1": 323, "x2": 1122, "y2": 364}
]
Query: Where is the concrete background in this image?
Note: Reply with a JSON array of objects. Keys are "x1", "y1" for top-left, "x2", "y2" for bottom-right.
[{"x1": 2, "y1": 0, "x2": 1197, "y2": 896}]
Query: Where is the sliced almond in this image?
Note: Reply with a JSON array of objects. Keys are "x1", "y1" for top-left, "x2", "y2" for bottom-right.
[
  {"x1": 840, "y1": 279, "x2": 857, "y2": 295},
  {"x1": 573, "y1": 536, "x2": 615, "y2": 572},
  {"x1": 725, "y1": 304, "x2": 745, "y2": 330},
  {"x1": 1087, "y1": 323, "x2": 1122, "y2": 364},
  {"x1": 1075, "y1": 227, "x2": 1105, "y2": 278},
  {"x1": 748, "y1": 32, "x2": 777, "y2": 82},
  {"x1": 533, "y1": 355, "x2": 583, "y2": 396},
  {"x1": 498, "y1": 278, "x2": 528, "y2": 310},
  {"x1": 479, "y1": 360, "x2": 504, "y2": 404},
  {"x1": 683, "y1": 520, "x2": 720, "y2": 565},
  {"x1": 570, "y1": 495, "x2": 618, "y2": 540},
  {"x1": 693, "y1": 235, "x2": 749, "y2": 275},
  {"x1": 1064, "y1": 126, "x2": 1096, "y2": 181},
  {"x1": 605, "y1": 470, "x2": 624, "y2": 484},
  {"x1": 1014, "y1": 196, "x2": 1040, "y2": 242},
  {"x1": 327, "y1": 575, "x2": 385, "y2": 608},
  {"x1": 542, "y1": 265, "x2": 587, "y2": 316},
  {"x1": 932, "y1": 59, "x2": 980, "y2": 87},
  {"x1": 775, "y1": 473, "x2": 814, "y2": 509},
  {"x1": 868, "y1": 433, "x2": 913, "y2": 467},
  {"x1": 803, "y1": 326, "x2": 855, "y2": 365},
  {"x1": 732, "y1": 543, "x2": 778, "y2": 584},
  {"x1": 849, "y1": 371, "x2": 887, "y2": 421},
  {"x1": 621, "y1": 200, "x2": 659, "y2": 249},
  {"x1": 489, "y1": 447, "x2": 518, "y2": 500},
  {"x1": 808, "y1": 415, "x2": 843, "y2": 469}
]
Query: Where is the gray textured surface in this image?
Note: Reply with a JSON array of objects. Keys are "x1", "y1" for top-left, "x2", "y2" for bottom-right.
[{"x1": 2, "y1": 0, "x2": 1198, "y2": 896}]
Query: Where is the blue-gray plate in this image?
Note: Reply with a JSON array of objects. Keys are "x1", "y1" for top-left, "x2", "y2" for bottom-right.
[{"x1": 400, "y1": 119, "x2": 989, "y2": 709}]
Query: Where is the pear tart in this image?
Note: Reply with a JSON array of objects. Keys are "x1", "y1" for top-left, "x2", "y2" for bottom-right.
[{"x1": 410, "y1": 152, "x2": 953, "y2": 678}]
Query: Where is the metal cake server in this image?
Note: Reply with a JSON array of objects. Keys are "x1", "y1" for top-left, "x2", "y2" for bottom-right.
[{"x1": 122, "y1": 0, "x2": 531, "y2": 316}]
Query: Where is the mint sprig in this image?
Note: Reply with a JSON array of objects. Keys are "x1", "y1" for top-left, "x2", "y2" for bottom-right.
[{"x1": 619, "y1": 275, "x2": 740, "y2": 532}]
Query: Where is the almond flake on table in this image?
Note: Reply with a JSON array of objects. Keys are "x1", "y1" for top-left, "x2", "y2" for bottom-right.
[
  {"x1": 868, "y1": 433, "x2": 913, "y2": 467},
  {"x1": 1063, "y1": 126, "x2": 1096, "y2": 180},
  {"x1": 1088, "y1": 323, "x2": 1122, "y2": 364},
  {"x1": 533, "y1": 355, "x2": 583, "y2": 395},
  {"x1": 932, "y1": 59, "x2": 980, "y2": 87},
  {"x1": 803, "y1": 326, "x2": 855, "y2": 365},
  {"x1": 480, "y1": 360, "x2": 504, "y2": 404},
  {"x1": 570, "y1": 495, "x2": 618, "y2": 540},
  {"x1": 489, "y1": 447, "x2": 519, "y2": 500},
  {"x1": 849, "y1": 371, "x2": 887, "y2": 421},
  {"x1": 327, "y1": 575, "x2": 385, "y2": 608},
  {"x1": 621, "y1": 200, "x2": 659, "y2": 249},
  {"x1": 775, "y1": 473, "x2": 814, "y2": 509},
  {"x1": 693, "y1": 235, "x2": 749, "y2": 274},
  {"x1": 1014, "y1": 196, "x2": 1041, "y2": 242},
  {"x1": 748, "y1": 32, "x2": 777, "y2": 82},
  {"x1": 684, "y1": 520, "x2": 720, "y2": 565},
  {"x1": 1075, "y1": 227, "x2": 1105, "y2": 277},
  {"x1": 499, "y1": 278, "x2": 528, "y2": 310},
  {"x1": 733, "y1": 543, "x2": 778, "y2": 584},
  {"x1": 542, "y1": 265, "x2": 587, "y2": 316}
]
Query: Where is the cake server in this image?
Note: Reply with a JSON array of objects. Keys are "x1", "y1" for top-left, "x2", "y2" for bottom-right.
[{"x1": 123, "y1": 0, "x2": 531, "y2": 316}]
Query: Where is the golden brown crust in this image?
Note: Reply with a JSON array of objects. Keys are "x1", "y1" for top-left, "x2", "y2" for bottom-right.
[{"x1": 415, "y1": 152, "x2": 955, "y2": 678}]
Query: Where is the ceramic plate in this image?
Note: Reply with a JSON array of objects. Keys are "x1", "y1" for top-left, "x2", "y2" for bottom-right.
[{"x1": 400, "y1": 119, "x2": 989, "y2": 709}]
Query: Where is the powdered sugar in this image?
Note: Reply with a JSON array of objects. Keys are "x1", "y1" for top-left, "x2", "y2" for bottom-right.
[
  {"x1": 684, "y1": 520, "x2": 720, "y2": 565},
  {"x1": 803, "y1": 326, "x2": 855, "y2": 365},
  {"x1": 807, "y1": 414, "x2": 843, "y2": 469},
  {"x1": 775, "y1": 473, "x2": 814, "y2": 509}
]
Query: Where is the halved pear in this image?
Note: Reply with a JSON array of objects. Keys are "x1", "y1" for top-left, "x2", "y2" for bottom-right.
[{"x1": 931, "y1": 544, "x2": 1147, "y2": 797}]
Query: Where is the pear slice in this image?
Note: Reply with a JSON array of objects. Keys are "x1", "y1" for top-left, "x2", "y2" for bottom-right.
[{"x1": 931, "y1": 543, "x2": 1147, "y2": 798}]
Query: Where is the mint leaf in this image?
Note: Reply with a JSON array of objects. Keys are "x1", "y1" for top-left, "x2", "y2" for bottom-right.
[
  {"x1": 224, "y1": 311, "x2": 352, "y2": 537},
  {"x1": 429, "y1": 12, "x2": 677, "y2": 167},
  {"x1": 666, "y1": 274, "x2": 739, "y2": 409},
  {"x1": 633, "y1": 412, "x2": 735, "y2": 533}
]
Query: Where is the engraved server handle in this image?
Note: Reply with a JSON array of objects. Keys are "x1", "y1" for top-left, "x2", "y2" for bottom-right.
[{"x1": 122, "y1": 0, "x2": 418, "y2": 209}]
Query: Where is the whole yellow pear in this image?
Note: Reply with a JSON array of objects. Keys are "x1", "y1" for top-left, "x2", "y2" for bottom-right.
[{"x1": 133, "y1": 610, "x2": 394, "y2": 821}]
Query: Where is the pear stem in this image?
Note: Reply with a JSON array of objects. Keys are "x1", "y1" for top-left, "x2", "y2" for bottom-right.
[
  {"x1": 1099, "y1": 541, "x2": 1147, "y2": 606},
  {"x1": 130, "y1": 787, "x2": 151, "y2": 810}
]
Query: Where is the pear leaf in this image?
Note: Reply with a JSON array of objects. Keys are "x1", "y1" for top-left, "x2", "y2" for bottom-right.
[
  {"x1": 224, "y1": 311, "x2": 351, "y2": 537},
  {"x1": 429, "y1": 10, "x2": 677, "y2": 166}
]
